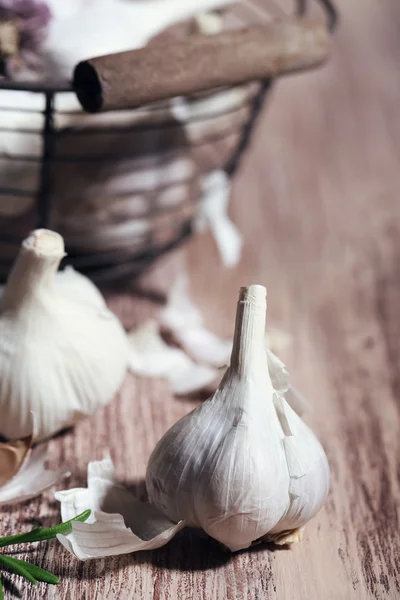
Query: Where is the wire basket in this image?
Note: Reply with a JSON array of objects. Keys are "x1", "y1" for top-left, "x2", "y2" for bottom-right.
[{"x1": 0, "y1": 0, "x2": 337, "y2": 284}]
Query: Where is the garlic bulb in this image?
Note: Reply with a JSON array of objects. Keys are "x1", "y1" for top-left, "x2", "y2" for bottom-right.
[
  {"x1": 147, "y1": 285, "x2": 329, "y2": 550},
  {"x1": 0, "y1": 229, "x2": 129, "y2": 441},
  {"x1": 41, "y1": 0, "x2": 235, "y2": 79}
]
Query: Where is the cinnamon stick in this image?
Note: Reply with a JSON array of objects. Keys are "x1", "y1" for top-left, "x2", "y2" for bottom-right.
[{"x1": 73, "y1": 19, "x2": 330, "y2": 113}]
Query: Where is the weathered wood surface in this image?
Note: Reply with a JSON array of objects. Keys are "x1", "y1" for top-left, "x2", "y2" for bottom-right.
[{"x1": 2, "y1": 0, "x2": 400, "y2": 597}]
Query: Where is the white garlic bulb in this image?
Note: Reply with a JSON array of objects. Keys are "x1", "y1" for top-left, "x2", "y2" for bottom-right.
[
  {"x1": 147, "y1": 285, "x2": 329, "y2": 550},
  {"x1": 0, "y1": 229, "x2": 129, "y2": 441}
]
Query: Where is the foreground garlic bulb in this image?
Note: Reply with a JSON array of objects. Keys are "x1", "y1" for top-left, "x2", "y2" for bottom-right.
[
  {"x1": 0, "y1": 229, "x2": 129, "y2": 441},
  {"x1": 147, "y1": 285, "x2": 330, "y2": 550}
]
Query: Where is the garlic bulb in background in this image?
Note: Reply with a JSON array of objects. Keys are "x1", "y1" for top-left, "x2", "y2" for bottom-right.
[
  {"x1": 147, "y1": 285, "x2": 329, "y2": 550},
  {"x1": 41, "y1": 0, "x2": 235, "y2": 80},
  {"x1": 0, "y1": 0, "x2": 235, "y2": 80},
  {"x1": 0, "y1": 229, "x2": 129, "y2": 441}
]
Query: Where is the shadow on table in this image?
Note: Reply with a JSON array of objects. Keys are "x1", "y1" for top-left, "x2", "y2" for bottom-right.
[
  {"x1": 1, "y1": 574, "x2": 23, "y2": 598},
  {"x1": 61, "y1": 526, "x2": 290, "y2": 584},
  {"x1": 8, "y1": 473, "x2": 290, "y2": 588}
]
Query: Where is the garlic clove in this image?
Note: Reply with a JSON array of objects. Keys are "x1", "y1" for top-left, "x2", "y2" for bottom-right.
[
  {"x1": 270, "y1": 394, "x2": 330, "y2": 535},
  {"x1": 0, "y1": 443, "x2": 69, "y2": 506},
  {"x1": 56, "y1": 458, "x2": 186, "y2": 560},
  {"x1": 127, "y1": 320, "x2": 219, "y2": 394},
  {"x1": 0, "y1": 437, "x2": 32, "y2": 487}
]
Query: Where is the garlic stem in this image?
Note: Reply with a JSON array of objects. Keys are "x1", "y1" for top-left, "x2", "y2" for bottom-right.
[
  {"x1": 2, "y1": 230, "x2": 65, "y2": 310},
  {"x1": 230, "y1": 285, "x2": 267, "y2": 378}
]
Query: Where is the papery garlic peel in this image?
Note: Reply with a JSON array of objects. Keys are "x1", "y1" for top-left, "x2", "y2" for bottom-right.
[
  {"x1": 0, "y1": 229, "x2": 129, "y2": 441},
  {"x1": 146, "y1": 285, "x2": 330, "y2": 551},
  {"x1": 0, "y1": 437, "x2": 32, "y2": 487}
]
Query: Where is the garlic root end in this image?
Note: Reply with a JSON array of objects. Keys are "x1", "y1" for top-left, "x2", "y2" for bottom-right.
[{"x1": 263, "y1": 526, "x2": 305, "y2": 545}]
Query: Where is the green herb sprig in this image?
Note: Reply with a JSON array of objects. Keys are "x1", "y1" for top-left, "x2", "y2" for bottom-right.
[{"x1": 0, "y1": 510, "x2": 90, "y2": 592}]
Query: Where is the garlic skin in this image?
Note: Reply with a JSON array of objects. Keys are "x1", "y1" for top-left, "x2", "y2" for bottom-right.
[
  {"x1": 160, "y1": 273, "x2": 232, "y2": 368},
  {"x1": 0, "y1": 437, "x2": 32, "y2": 487},
  {"x1": 0, "y1": 229, "x2": 129, "y2": 441},
  {"x1": 55, "y1": 457, "x2": 185, "y2": 560},
  {"x1": 195, "y1": 171, "x2": 242, "y2": 269},
  {"x1": 54, "y1": 265, "x2": 107, "y2": 310},
  {"x1": 127, "y1": 319, "x2": 219, "y2": 395},
  {"x1": 0, "y1": 442, "x2": 69, "y2": 506},
  {"x1": 147, "y1": 285, "x2": 329, "y2": 551}
]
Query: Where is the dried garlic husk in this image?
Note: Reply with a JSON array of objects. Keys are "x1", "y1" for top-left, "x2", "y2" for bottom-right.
[
  {"x1": 0, "y1": 229, "x2": 129, "y2": 441},
  {"x1": 0, "y1": 437, "x2": 32, "y2": 487},
  {"x1": 127, "y1": 319, "x2": 219, "y2": 395},
  {"x1": 160, "y1": 274, "x2": 232, "y2": 368},
  {"x1": 0, "y1": 437, "x2": 68, "y2": 506},
  {"x1": 55, "y1": 457, "x2": 185, "y2": 559},
  {"x1": 195, "y1": 171, "x2": 243, "y2": 268},
  {"x1": 147, "y1": 285, "x2": 329, "y2": 550},
  {"x1": 265, "y1": 348, "x2": 310, "y2": 416}
]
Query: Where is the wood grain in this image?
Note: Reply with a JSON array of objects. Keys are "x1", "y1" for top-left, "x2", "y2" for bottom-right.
[{"x1": 1, "y1": 0, "x2": 400, "y2": 598}]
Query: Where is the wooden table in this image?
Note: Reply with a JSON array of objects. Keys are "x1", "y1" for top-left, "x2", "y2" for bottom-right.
[{"x1": 2, "y1": 0, "x2": 400, "y2": 597}]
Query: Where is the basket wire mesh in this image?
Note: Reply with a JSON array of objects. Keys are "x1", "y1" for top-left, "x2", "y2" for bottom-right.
[{"x1": 0, "y1": 0, "x2": 337, "y2": 283}]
